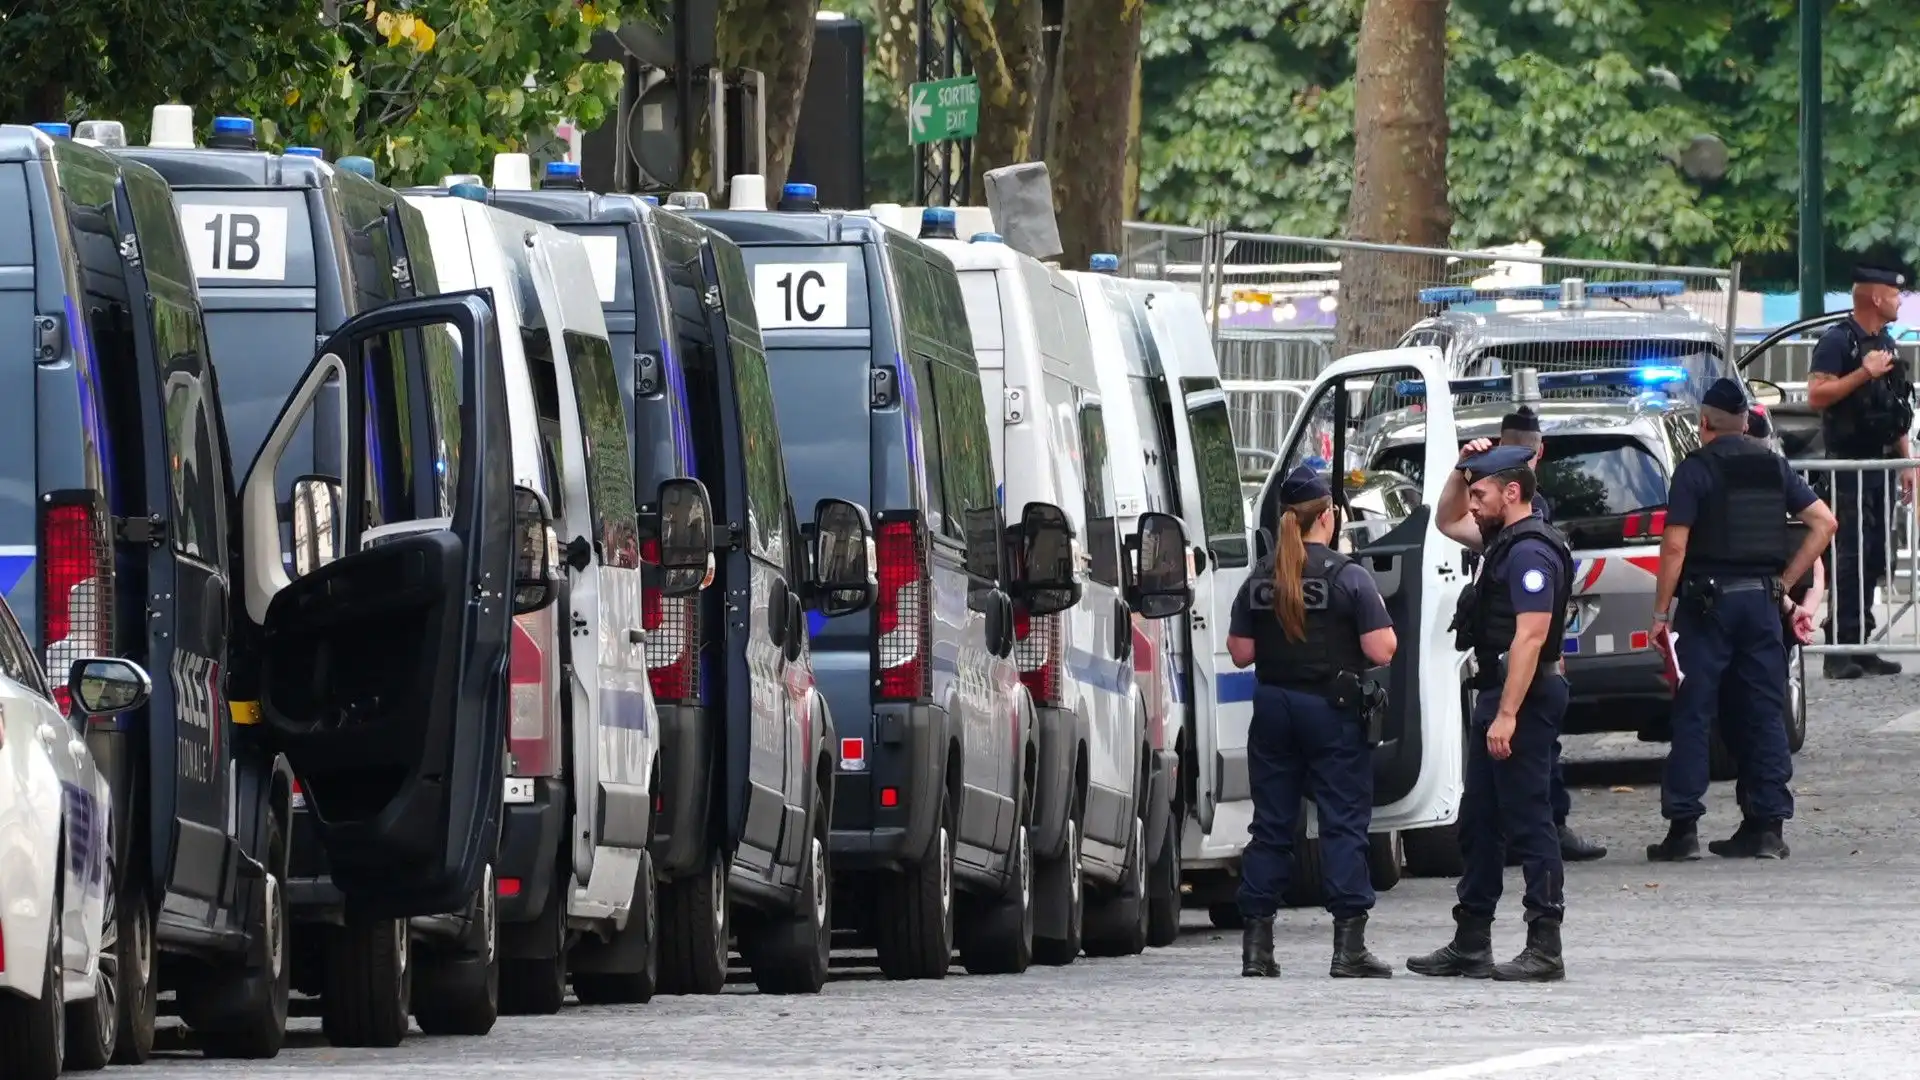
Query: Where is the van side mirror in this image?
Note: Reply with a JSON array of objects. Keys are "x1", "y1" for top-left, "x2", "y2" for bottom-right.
[
  {"x1": 512, "y1": 485, "x2": 561, "y2": 614},
  {"x1": 67, "y1": 657, "x2": 153, "y2": 719},
  {"x1": 1127, "y1": 511, "x2": 1193, "y2": 619},
  {"x1": 809, "y1": 497, "x2": 877, "y2": 617},
  {"x1": 1015, "y1": 501, "x2": 1081, "y2": 617},
  {"x1": 291, "y1": 473, "x2": 344, "y2": 577},
  {"x1": 655, "y1": 477, "x2": 715, "y2": 597}
]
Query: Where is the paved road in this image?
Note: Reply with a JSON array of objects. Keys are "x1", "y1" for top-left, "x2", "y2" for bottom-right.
[{"x1": 123, "y1": 667, "x2": 1920, "y2": 1079}]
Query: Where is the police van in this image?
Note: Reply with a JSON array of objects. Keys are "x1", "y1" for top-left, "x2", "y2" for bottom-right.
[
  {"x1": 924, "y1": 222, "x2": 1193, "y2": 962},
  {"x1": 111, "y1": 109, "x2": 498, "y2": 1044},
  {"x1": 695, "y1": 186, "x2": 1060, "y2": 979},
  {"x1": 469, "y1": 166, "x2": 880, "y2": 995},
  {"x1": 5, "y1": 121, "x2": 536, "y2": 1060}
]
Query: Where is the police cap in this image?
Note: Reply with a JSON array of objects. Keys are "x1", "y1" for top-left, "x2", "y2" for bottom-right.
[
  {"x1": 1279, "y1": 465, "x2": 1331, "y2": 504},
  {"x1": 1746, "y1": 407, "x2": 1772, "y2": 439},
  {"x1": 1853, "y1": 263, "x2": 1908, "y2": 288},
  {"x1": 1459, "y1": 443, "x2": 1537, "y2": 484},
  {"x1": 1701, "y1": 377, "x2": 1746, "y2": 414},
  {"x1": 1499, "y1": 406, "x2": 1540, "y2": 434}
]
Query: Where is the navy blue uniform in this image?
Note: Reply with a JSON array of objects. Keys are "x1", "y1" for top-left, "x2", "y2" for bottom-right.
[
  {"x1": 1531, "y1": 492, "x2": 1574, "y2": 828},
  {"x1": 1230, "y1": 546, "x2": 1392, "y2": 920},
  {"x1": 1457, "y1": 524, "x2": 1568, "y2": 923},
  {"x1": 1810, "y1": 318, "x2": 1900, "y2": 649},
  {"x1": 1661, "y1": 448, "x2": 1817, "y2": 825}
]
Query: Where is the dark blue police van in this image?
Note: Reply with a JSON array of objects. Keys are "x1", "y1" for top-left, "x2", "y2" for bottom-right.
[{"x1": 2, "y1": 121, "x2": 534, "y2": 1061}]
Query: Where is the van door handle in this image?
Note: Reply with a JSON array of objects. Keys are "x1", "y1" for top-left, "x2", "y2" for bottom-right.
[{"x1": 628, "y1": 628, "x2": 644, "y2": 644}]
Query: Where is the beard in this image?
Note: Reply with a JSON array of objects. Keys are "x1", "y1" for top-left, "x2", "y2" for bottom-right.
[{"x1": 1474, "y1": 512, "x2": 1505, "y2": 542}]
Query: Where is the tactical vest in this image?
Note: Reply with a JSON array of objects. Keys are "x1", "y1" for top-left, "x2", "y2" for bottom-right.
[
  {"x1": 1683, "y1": 435, "x2": 1789, "y2": 579},
  {"x1": 1252, "y1": 547, "x2": 1370, "y2": 689},
  {"x1": 1822, "y1": 320, "x2": 1915, "y2": 456},
  {"x1": 1468, "y1": 516, "x2": 1573, "y2": 665}
]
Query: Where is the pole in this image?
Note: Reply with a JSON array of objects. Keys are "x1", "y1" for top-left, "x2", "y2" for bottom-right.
[{"x1": 1798, "y1": 0, "x2": 1824, "y2": 320}]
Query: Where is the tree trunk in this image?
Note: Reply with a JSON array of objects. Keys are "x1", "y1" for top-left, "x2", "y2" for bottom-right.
[
  {"x1": 953, "y1": 0, "x2": 1041, "y2": 199},
  {"x1": 1047, "y1": 0, "x2": 1144, "y2": 270},
  {"x1": 1337, "y1": 0, "x2": 1451, "y2": 357},
  {"x1": 691, "y1": 0, "x2": 821, "y2": 196},
  {"x1": 1123, "y1": 50, "x2": 1142, "y2": 220}
]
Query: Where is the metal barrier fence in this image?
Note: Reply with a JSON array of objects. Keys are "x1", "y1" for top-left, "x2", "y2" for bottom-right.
[{"x1": 1794, "y1": 459, "x2": 1920, "y2": 656}]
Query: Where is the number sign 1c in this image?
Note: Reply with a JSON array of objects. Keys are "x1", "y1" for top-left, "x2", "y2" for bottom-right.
[
  {"x1": 753, "y1": 262, "x2": 849, "y2": 329},
  {"x1": 177, "y1": 203, "x2": 291, "y2": 281}
]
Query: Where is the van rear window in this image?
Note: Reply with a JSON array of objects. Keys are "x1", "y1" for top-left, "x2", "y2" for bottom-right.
[{"x1": 736, "y1": 245, "x2": 870, "y2": 331}]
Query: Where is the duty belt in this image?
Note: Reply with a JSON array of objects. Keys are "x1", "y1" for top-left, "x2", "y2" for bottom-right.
[{"x1": 1684, "y1": 575, "x2": 1771, "y2": 594}]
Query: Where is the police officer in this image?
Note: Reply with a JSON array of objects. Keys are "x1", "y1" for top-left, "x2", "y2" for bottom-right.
[
  {"x1": 1807, "y1": 264, "x2": 1915, "y2": 679},
  {"x1": 1411, "y1": 443, "x2": 1570, "y2": 982},
  {"x1": 1646, "y1": 378, "x2": 1837, "y2": 861},
  {"x1": 1228, "y1": 465, "x2": 1398, "y2": 979},
  {"x1": 1495, "y1": 407, "x2": 1607, "y2": 864}
]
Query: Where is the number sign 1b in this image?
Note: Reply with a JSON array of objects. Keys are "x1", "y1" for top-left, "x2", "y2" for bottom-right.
[
  {"x1": 177, "y1": 203, "x2": 291, "y2": 281},
  {"x1": 753, "y1": 262, "x2": 849, "y2": 330}
]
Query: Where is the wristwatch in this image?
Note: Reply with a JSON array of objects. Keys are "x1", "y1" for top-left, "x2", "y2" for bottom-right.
[{"x1": 1652, "y1": 611, "x2": 1672, "y2": 624}]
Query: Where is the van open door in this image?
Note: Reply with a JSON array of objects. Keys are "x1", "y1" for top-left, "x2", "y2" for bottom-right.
[
  {"x1": 238, "y1": 292, "x2": 519, "y2": 917},
  {"x1": 1256, "y1": 346, "x2": 1466, "y2": 833}
]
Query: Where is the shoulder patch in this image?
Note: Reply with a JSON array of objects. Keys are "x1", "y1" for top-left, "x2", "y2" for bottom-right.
[{"x1": 1521, "y1": 568, "x2": 1548, "y2": 594}]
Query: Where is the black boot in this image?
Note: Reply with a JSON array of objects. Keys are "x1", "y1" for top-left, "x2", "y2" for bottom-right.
[
  {"x1": 1558, "y1": 823, "x2": 1608, "y2": 862},
  {"x1": 1709, "y1": 819, "x2": 1790, "y2": 859},
  {"x1": 1491, "y1": 917, "x2": 1565, "y2": 982},
  {"x1": 1645, "y1": 817, "x2": 1700, "y2": 862},
  {"x1": 1406, "y1": 906, "x2": 1493, "y2": 978},
  {"x1": 1330, "y1": 914, "x2": 1392, "y2": 979},
  {"x1": 1825, "y1": 655, "x2": 1865, "y2": 680},
  {"x1": 1861, "y1": 654, "x2": 1904, "y2": 676},
  {"x1": 1240, "y1": 916, "x2": 1279, "y2": 978}
]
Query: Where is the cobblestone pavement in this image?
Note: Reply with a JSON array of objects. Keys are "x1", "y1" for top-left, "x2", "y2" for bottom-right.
[{"x1": 120, "y1": 667, "x2": 1920, "y2": 1079}]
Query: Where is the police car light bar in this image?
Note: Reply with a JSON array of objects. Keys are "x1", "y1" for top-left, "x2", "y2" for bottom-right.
[
  {"x1": 1417, "y1": 280, "x2": 1687, "y2": 306},
  {"x1": 1394, "y1": 364, "x2": 1691, "y2": 398}
]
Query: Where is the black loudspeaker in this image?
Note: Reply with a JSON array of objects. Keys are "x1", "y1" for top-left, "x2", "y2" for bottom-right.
[{"x1": 789, "y1": 15, "x2": 866, "y2": 209}]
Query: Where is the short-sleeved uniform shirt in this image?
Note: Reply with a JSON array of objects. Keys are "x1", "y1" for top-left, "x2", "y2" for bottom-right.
[
  {"x1": 1810, "y1": 317, "x2": 1899, "y2": 454},
  {"x1": 1230, "y1": 543, "x2": 1395, "y2": 639},
  {"x1": 1497, "y1": 525, "x2": 1563, "y2": 620}
]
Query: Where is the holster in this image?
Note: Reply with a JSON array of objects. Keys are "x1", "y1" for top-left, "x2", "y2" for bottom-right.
[{"x1": 1328, "y1": 670, "x2": 1388, "y2": 747}]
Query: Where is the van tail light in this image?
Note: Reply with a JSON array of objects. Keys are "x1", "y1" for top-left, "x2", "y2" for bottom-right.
[
  {"x1": 1620, "y1": 508, "x2": 1667, "y2": 542},
  {"x1": 42, "y1": 498, "x2": 112, "y2": 717},
  {"x1": 508, "y1": 608, "x2": 560, "y2": 776},
  {"x1": 640, "y1": 538, "x2": 700, "y2": 703},
  {"x1": 875, "y1": 518, "x2": 931, "y2": 702},
  {"x1": 1013, "y1": 607, "x2": 1063, "y2": 707}
]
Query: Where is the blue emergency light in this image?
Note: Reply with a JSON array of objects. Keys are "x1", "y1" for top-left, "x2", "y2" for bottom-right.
[
  {"x1": 448, "y1": 183, "x2": 488, "y2": 203},
  {"x1": 1394, "y1": 364, "x2": 1693, "y2": 399},
  {"x1": 971, "y1": 232, "x2": 1003, "y2": 244},
  {"x1": 32, "y1": 122, "x2": 71, "y2": 138},
  {"x1": 541, "y1": 160, "x2": 584, "y2": 190},
  {"x1": 641, "y1": 195, "x2": 660, "y2": 205},
  {"x1": 920, "y1": 206, "x2": 958, "y2": 241},
  {"x1": 337, "y1": 155, "x2": 376, "y2": 179},
  {"x1": 1089, "y1": 252, "x2": 1120, "y2": 273},
  {"x1": 283, "y1": 146, "x2": 325, "y2": 158},
  {"x1": 207, "y1": 115, "x2": 258, "y2": 151},
  {"x1": 1418, "y1": 280, "x2": 1686, "y2": 307},
  {"x1": 778, "y1": 182, "x2": 819, "y2": 212}
]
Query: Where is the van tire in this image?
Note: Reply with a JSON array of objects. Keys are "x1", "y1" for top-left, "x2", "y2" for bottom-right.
[
  {"x1": 1708, "y1": 728, "x2": 1738, "y2": 782},
  {"x1": 1032, "y1": 818, "x2": 1084, "y2": 966},
  {"x1": 1368, "y1": 831, "x2": 1404, "y2": 891},
  {"x1": 198, "y1": 811, "x2": 290, "y2": 1059},
  {"x1": 747, "y1": 792, "x2": 832, "y2": 994},
  {"x1": 106, "y1": 875, "x2": 156, "y2": 1065},
  {"x1": 1083, "y1": 816, "x2": 1149, "y2": 958},
  {"x1": 1401, "y1": 822, "x2": 1465, "y2": 878},
  {"x1": 873, "y1": 787, "x2": 954, "y2": 980},
  {"x1": 0, "y1": 872, "x2": 64, "y2": 1080},
  {"x1": 65, "y1": 844, "x2": 121, "y2": 1071},
  {"x1": 1786, "y1": 646, "x2": 1807, "y2": 752},
  {"x1": 321, "y1": 919, "x2": 411, "y2": 1048},
  {"x1": 657, "y1": 852, "x2": 730, "y2": 995},
  {"x1": 499, "y1": 884, "x2": 568, "y2": 1016},
  {"x1": 573, "y1": 856, "x2": 660, "y2": 1005},
  {"x1": 1146, "y1": 801, "x2": 1182, "y2": 947},
  {"x1": 960, "y1": 823, "x2": 1033, "y2": 975},
  {"x1": 414, "y1": 868, "x2": 499, "y2": 1036},
  {"x1": 1283, "y1": 816, "x2": 1325, "y2": 908}
]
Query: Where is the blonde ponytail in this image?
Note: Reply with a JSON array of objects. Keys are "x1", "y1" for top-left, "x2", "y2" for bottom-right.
[{"x1": 1274, "y1": 496, "x2": 1330, "y2": 642}]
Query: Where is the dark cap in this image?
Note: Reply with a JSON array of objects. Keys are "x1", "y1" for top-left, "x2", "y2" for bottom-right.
[
  {"x1": 1746, "y1": 406, "x2": 1772, "y2": 439},
  {"x1": 1279, "y1": 465, "x2": 1331, "y2": 504},
  {"x1": 1853, "y1": 263, "x2": 1908, "y2": 288},
  {"x1": 1499, "y1": 406, "x2": 1540, "y2": 434},
  {"x1": 1459, "y1": 443, "x2": 1537, "y2": 484},
  {"x1": 1701, "y1": 377, "x2": 1747, "y2": 414}
]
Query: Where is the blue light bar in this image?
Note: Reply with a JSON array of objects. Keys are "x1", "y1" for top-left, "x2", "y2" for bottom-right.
[
  {"x1": 448, "y1": 183, "x2": 488, "y2": 203},
  {"x1": 1395, "y1": 364, "x2": 1695, "y2": 398},
  {"x1": 783, "y1": 182, "x2": 816, "y2": 199},
  {"x1": 32, "y1": 122, "x2": 71, "y2": 138},
  {"x1": 283, "y1": 146, "x2": 324, "y2": 158},
  {"x1": 1418, "y1": 280, "x2": 1687, "y2": 306},
  {"x1": 337, "y1": 155, "x2": 376, "y2": 179},
  {"x1": 971, "y1": 232, "x2": 1003, "y2": 243},
  {"x1": 1089, "y1": 252, "x2": 1120, "y2": 273},
  {"x1": 544, "y1": 161, "x2": 580, "y2": 177},
  {"x1": 212, "y1": 116, "x2": 254, "y2": 136}
]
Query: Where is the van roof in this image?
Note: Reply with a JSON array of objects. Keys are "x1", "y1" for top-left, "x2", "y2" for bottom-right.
[
  {"x1": 113, "y1": 146, "x2": 341, "y2": 190},
  {"x1": 692, "y1": 208, "x2": 888, "y2": 246}
]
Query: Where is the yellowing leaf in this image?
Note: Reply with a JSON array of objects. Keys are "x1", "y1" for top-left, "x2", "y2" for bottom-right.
[
  {"x1": 284, "y1": 87, "x2": 301, "y2": 106},
  {"x1": 375, "y1": 10, "x2": 395, "y2": 34},
  {"x1": 364, "y1": 0, "x2": 376, "y2": 17},
  {"x1": 580, "y1": 2, "x2": 601, "y2": 26},
  {"x1": 412, "y1": 22, "x2": 436, "y2": 52},
  {"x1": 398, "y1": 14, "x2": 415, "y2": 37}
]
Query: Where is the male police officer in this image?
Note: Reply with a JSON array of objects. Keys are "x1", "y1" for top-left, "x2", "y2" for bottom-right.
[
  {"x1": 1647, "y1": 378, "x2": 1836, "y2": 861},
  {"x1": 1496, "y1": 408, "x2": 1607, "y2": 864},
  {"x1": 1807, "y1": 264, "x2": 1915, "y2": 679},
  {"x1": 1411, "y1": 444, "x2": 1571, "y2": 982}
]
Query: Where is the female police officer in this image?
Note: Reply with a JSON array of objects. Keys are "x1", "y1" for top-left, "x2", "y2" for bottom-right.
[{"x1": 1228, "y1": 465, "x2": 1398, "y2": 979}]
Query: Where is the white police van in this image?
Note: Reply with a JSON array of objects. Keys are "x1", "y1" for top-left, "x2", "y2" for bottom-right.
[
  {"x1": 920, "y1": 216, "x2": 1192, "y2": 961},
  {"x1": 405, "y1": 176, "x2": 712, "y2": 1013}
]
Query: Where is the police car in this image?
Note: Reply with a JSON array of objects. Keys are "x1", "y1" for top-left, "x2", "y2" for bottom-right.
[{"x1": 0, "y1": 611, "x2": 151, "y2": 1079}]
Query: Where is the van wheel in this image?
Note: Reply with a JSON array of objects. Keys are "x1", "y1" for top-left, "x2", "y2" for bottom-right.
[
  {"x1": 1369, "y1": 831, "x2": 1404, "y2": 892},
  {"x1": 1401, "y1": 822, "x2": 1465, "y2": 878},
  {"x1": 873, "y1": 788, "x2": 954, "y2": 980},
  {"x1": 198, "y1": 812, "x2": 290, "y2": 1059},
  {"x1": 657, "y1": 851, "x2": 730, "y2": 995},
  {"x1": 748, "y1": 792, "x2": 833, "y2": 994},
  {"x1": 1146, "y1": 804, "x2": 1182, "y2": 947},
  {"x1": 1207, "y1": 903, "x2": 1245, "y2": 930},
  {"x1": 321, "y1": 919, "x2": 411, "y2": 1047},
  {"x1": 574, "y1": 855, "x2": 661, "y2": 1005},
  {"x1": 1283, "y1": 828, "x2": 1325, "y2": 908},
  {"x1": 960, "y1": 822, "x2": 1033, "y2": 974},
  {"x1": 1786, "y1": 646, "x2": 1808, "y2": 752},
  {"x1": 1708, "y1": 728, "x2": 1739, "y2": 782},
  {"x1": 499, "y1": 881, "x2": 568, "y2": 1016},
  {"x1": 1033, "y1": 818, "x2": 1084, "y2": 966},
  {"x1": 415, "y1": 868, "x2": 499, "y2": 1036},
  {"x1": 65, "y1": 847, "x2": 120, "y2": 1071},
  {"x1": 1084, "y1": 816, "x2": 1150, "y2": 958},
  {"x1": 106, "y1": 875, "x2": 156, "y2": 1064},
  {"x1": 0, "y1": 879, "x2": 65, "y2": 1080}
]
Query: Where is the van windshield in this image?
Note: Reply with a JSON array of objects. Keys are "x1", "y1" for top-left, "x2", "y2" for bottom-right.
[{"x1": 761, "y1": 347, "x2": 871, "y2": 514}]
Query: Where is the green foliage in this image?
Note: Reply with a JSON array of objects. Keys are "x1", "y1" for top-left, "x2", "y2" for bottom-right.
[{"x1": 1141, "y1": 0, "x2": 1920, "y2": 283}]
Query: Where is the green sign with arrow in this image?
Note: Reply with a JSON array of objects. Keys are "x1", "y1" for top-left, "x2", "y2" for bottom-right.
[{"x1": 908, "y1": 76, "x2": 981, "y2": 146}]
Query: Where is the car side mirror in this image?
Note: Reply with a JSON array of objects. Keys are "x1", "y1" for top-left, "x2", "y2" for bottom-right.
[
  {"x1": 512, "y1": 485, "x2": 561, "y2": 615},
  {"x1": 1016, "y1": 501, "x2": 1081, "y2": 617},
  {"x1": 810, "y1": 497, "x2": 877, "y2": 617},
  {"x1": 67, "y1": 657, "x2": 153, "y2": 719},
  {"x1": 1127, "y1": 511, "x2": 1193, "y2": 619},
  {"x1": 1746, "y1": 378, "x2": 1785, "y2": 406},
  {"x1": 655, "y1": 477, "x2": 715, "y2": 597},
  {"x1": 291, "y1": 473, "x2": 344, "y2": 577}
]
